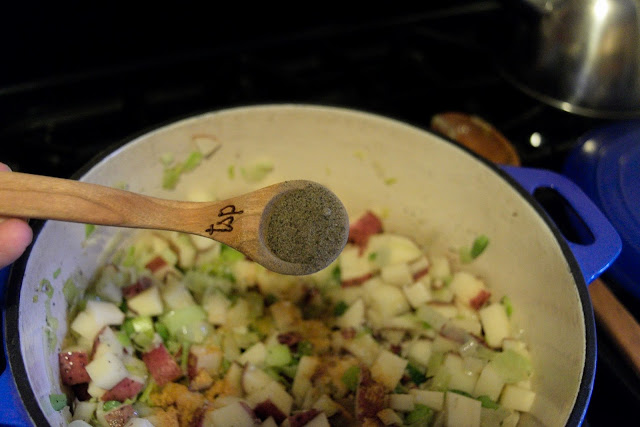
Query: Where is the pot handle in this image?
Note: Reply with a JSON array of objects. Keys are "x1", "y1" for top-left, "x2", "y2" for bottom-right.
[
  {"x1": 0, "y1": 266, "x2": 32, "y2": 426},
  {"x1": 502, "y1": 165, "x2": 621, "y2": 284}
]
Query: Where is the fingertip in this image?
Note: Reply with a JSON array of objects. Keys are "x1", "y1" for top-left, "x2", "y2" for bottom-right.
[{"x1": 0, "y1": 219, "x2": 33, "y2": 268}]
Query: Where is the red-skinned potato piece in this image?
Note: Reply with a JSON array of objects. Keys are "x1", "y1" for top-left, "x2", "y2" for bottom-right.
[
  {"x1": 104, "y1": 404, "x2": 135, "y2": 427},
  {"x1": 341, "y1": 273, "x2": 374, "y2": 288},
  {"x1": 348, "y1": 211, "x2": 383, "y2": 252},
  {"x1": 122, "y1": 276, "x2": 153, "y2": 299},
  {"x1": 101, "y1": 377, "x2": 145, "y2": 402},
  {"x1": 254, "y1": 399, "x2": 288, "y2": 424},
  {"x1": 142, "y1": 344, "x2": 183, "y2": 386},
  {"x1": 470, "y1": 289, "x2": 491, "y2": 310},
  {"x1": 59, "y1": 350, "x2": 91, "y2": 385},
  {"x1": 145, "y1": 256, "x2": 168, "y2": 273},
  {"x1": 289, "y1": 409, "x2": 322, "y2": 427}
]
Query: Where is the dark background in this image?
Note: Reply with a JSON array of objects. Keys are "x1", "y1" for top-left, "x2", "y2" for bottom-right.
[{"x1": 1, "y1": 2, "x2": 638, "y2": 425}]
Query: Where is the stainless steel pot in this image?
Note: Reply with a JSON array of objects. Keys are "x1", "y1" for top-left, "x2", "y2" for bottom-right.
[
  {"x1": 2, "y1": 105, "x2": 620, "y2": 426},
  {"x1": 499, "y1": 0, "x2": 640, "y2": 118}
]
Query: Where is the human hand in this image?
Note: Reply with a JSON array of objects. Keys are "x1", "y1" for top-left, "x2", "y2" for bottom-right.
[{"x1": 0, "y1": 163, "x2": 33, "y2": 269}]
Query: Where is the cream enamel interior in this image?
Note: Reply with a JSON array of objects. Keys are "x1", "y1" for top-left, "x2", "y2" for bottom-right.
[{"x1": 18, "y1": 105, "x2": 586, "y2": 426}]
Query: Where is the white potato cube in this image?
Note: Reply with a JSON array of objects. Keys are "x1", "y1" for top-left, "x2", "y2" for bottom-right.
[
  {"x1": 339, "y1": 246, "x2": 374, "y2": 282},
  {"x1": 238, "y1": 342, "x2": 267, "y2": 367},
  {"x1": 450, "y1": 271, "x2": 490, "y2": 308},
  {"x1": 403, "y1": 281, "x2": 432, "y2": 308},
  {"x1": 389, "y1": 394, "x2": 415, "y2": 412},
  {"x1": 161, "y1": 280, "x2": 195, "y2": 310},
  {"x1": 368, "y1": 284, "x2": 410, "y2": 319},
  {"x1": 371, "y1": 350, "x2": 408, "y2": 390},
  {"x1": 381, "y1": 263, "x2": 413, "y2": 287},
  {"x1": 445, "y1": 391, "x2": 481, "y2": 427},
  {"x1": 86, "y1": 300, "x2": 125, "y2": 326},
  {"x1": 292, "y1": 356, "x2": 320, "y2": 403},
  {"x1": 406, "y1": 339, "x2": 433, "y2": 368},
  {"x1": 443, "y1": 353, "x2": 478, "y2": 395},
  {"x1": 479, "y1": 303, "x2": 511, "y2": 348},
  {"x1": 336, "y1": 299, "x2": 365, "y2": 330},
  {"x1": 127, "y1": 286, "x2": 164, "y2": 317},
  {"x1": 499, "y1": 385, "x2": 536, "y2": 412},
  {"x1": 343, "y1": 333, "x2": 381, "y2": 366},
  {"x1": 70, "y1": 311, "x2": 103, "y2": 341},
  {"x1": 246, "y1": 381, "x2": 293, "y2": 416},
  {"x1": 473, "y1": 363, "x2": 505, "y2": 401},
  {"x1": 85, "y1": 351, "x2": 128, "y2": 390},
  {"x1": 204, "y1": 401, "x2": 257, "y2": 426},
  {"x1": 377, "y1": 408, "x2": 404, "y2": 426},
  {"x1": 410, "y1": 389, "x2": 445, "y2": 411}
]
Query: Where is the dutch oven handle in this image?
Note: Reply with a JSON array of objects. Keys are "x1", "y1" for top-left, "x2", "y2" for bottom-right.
[
  {"x1": 502, "y1": 165, "x2": 622, "y2": 284},
  {"x1": 0, "y1": 266, "x2": 31, "y2": 425}
]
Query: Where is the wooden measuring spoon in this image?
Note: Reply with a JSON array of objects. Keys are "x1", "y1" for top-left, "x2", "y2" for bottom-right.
[{"x1": 0, "y1": 172, "x2": 349, "y2": 276}]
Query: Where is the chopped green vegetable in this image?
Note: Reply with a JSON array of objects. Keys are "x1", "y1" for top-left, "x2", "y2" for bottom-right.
[
  {"x1": 62, "y1": 278, "x2": 78, "y2": 305},
  {"x1": 162, "y1": 150, "x2": 204, "y2": 189},
  {"x1": 477, "y1": 395, "x2": 500, "y2": 409},
  {"x1": 116, "y1": 330, "x2": 132, "y2": 348},
  {"x1": 295, "y1": 341, "x2": 313, "y2": 359},
  {"x1": 471, "y1": 235, "x2": 490, "y2": 258},
  {"x1": 368, "y1": 252, "x2": 378, "y2": 261},
  {"x1": 384, "y1": 177, "x2": 397, "y2": 185},
  {"x1": 490, "y1": 349, "x2": 532, "y2": 383},
  {"x1": 406, "y1": 363, "x2": 427, "y2": 385},
  {"x1": 263, "y1": 293, "x2": 278, "y2": 306},
  {"x1": 181, "y1": 342, "x2": 192, "y2": 372},
  {"x1": 49, "y1": 394, "x2": 67, "y2": 411},
  {"x1": 139, "y1": 380, "x2": 155, "y2": 403},
  {"x1": 103, "y1": 400, "x2": 121, "y2": 412},
  {"x1": 220, "y1": 244, "x2": 245, "y2": 262},
  {"x1": 182, "y1": 151, "x2": 203, "y2": 172},
  {"x1": 331, "y1": 265, "x2": 341, "y2": 283},
  {"x1": 85, "y1": 224, "x2": 96, "y2": 238},
  {"x1": 266, "y1": 344, "x2": 292, "y2": 367},
  {"x1": 53, "y1": 268, "x2": 61, "y2": 279},
  {"x1": 333, "y1": 301, "x2": 349, "y2": 317},
  {"x1": 155, "y1": 322, "x2": 170, "y2": 342},
  {"x1": 460, "y1": 234, "x2": 490, "y2": 263},
  {"x1": 39, "y1": 279, "x2": 54, "y2": 299},
  {"x1": 227, "y1": 165, "x2": 235, "y2": 179},
  {"x1": 449, "y1": 389, "x2": 473, "y2": 398},
  {"x1": 341, "y1": 365, "x2": 360, "y2": 392},
  {"x1": 159, "y1": 305, "x2": 208, "y2": 342},
  {"x1": 405, "y1": 403, "x2": 434, "y2": 425},
  {"x1": 501, "y1": 295, "x2": 514, "y2": 318}
]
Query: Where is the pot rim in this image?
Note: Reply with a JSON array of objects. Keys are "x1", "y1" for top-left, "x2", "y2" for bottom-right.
[{"x1": 4, "y1": 103, "x2": 596, "y2": 426}]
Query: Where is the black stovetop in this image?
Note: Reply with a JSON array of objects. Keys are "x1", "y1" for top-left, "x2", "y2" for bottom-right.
[{"x1": 1, "y1": 2, "x2": 637, "y2": 425}]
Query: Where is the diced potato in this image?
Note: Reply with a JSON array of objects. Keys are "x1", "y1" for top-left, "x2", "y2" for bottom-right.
[
  {"x1": 389, "y1": 394, "x2": 415, "y2": 412},
  {"x1": 335, "y1": 299, "x2": 365, "y2": 330},
  {"x1": 377, "y1": 408, "x2": 404, "y2": 426},
  {"x1": 371, "y1": 350, "x2": 408, "y2": 390},
  {"x1": 85, "y1": 351, "x2": 129, "y2": 390},
  {"x1": 380, "y1": 263, "x2": 412, "y2": 287},
  {"x1": 444, "y1": 391, "x2": 481, "y2": 427},
  {"x1": 406, "y1": 339, "x2": 433, "y2": 368},
  {"x1": 339, "y1": 246, "x2": 375, "y2": 282},
  {"x1": 474, "y1": 363, "x2": 505, "y2": 401},
  {"x1": 442, "y1": 353, "x2": 478, "y2": 395},
  {"x1": 479, "y1": 303, "x2": 511, "y2": 348},
  {"x1": 499, "y1": 385, "x2": 536, "y2": 412},
  {"x1": 127, "y1": 287, "x2": 164, "y2": 317},
  {"x1": 343, "y1": 333, "x2": 381, "y2": 366},
  {"x1": 402, "y1": 281, "x2": 432, "y2": 308},
  {"x1": 410, "y1": 389, "x2": 445, "y2": 411},
  {"x1": 368, "y1": 284, "x2": 410, "y2": 319}
]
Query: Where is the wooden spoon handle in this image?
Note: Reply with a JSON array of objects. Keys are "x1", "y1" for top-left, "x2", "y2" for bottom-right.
[
  {"x1": 589, "y1": 278, "x2": 640, "y2": 378},
  {"x1": 0, "y1": 171, "x2": 263, "y2": 246}
]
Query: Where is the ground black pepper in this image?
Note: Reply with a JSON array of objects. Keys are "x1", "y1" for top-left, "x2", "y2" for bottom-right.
[{"x1": 262, "y1": 182, "x2": 348, "y2": 271}]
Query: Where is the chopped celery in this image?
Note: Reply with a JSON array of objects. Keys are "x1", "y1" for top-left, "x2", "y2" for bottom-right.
[
  {"x1": 341, "y1": 365, "x2": 360, "y2": 392},
  {"x1": 294, "y1": 341, "x2": 313, "y2": 360},
  {"x1": 501, "y1": 295, "x2": 514, "y2": 318},
  {"x1": 471, "y1": 235, "x2": 490, "y2": 258},
  {"x1": 155, "y1": 322, "x2": 170, "y2": 342},
  {"x1": 53, "y1": 268, "x2": 61, "y2": 279},
  {"x1": 130, "y1": 316, "x2": 154, "y2": 335},
  {"x1": 181, "y1": 342, "x2": 192, "y2": 372},
  {"x1": 139, "y1": 380, "x2": 155, "y2": 404},
  {"x1": 160, "y1": 306, "x2": 207, "y2": 336},
  {"x1": 478, "y1": 395, "x2": 500, "y2": 409},
  {"x1": 333, "y1": 301, "x2": 349, "y2": 317},
  {"x1": 103, "y1": 400, "x2": 121, "y2": 411},
  {"x1": 116, "y1": 330, "x2": 132, "y2": 348},
  {"x1": 182, "y1": 151, "x2": 203, "y2": 172},
  {"x1": 62, "y1": 278, "x2": 78, "y2": 305},
  {"x1": 49, "y1": 394, "x2": 67, "y2": 411},
  {"x1": 490, "y1": 350, "x2": 532, "y2": 383},
  {"x1": 405, "y1": 404, "x2": 434, "y2": 425},
  {"x1": 85, "y1": 224, "x2": 96, "y2": 238},
  {"x1": 266, "y1": 344, "x2": 292, "y2": 367},
  {"x1": 220, "y1": 244, "x2": 244, "y2": 262},
  {"x1": 406, "y1": 363, "x2": 427, "y2": 385}
]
